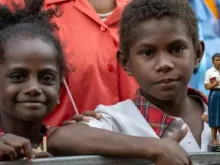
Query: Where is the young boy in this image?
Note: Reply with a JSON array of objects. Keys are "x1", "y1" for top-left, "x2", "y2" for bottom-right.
[
  {"x1": 48, "y1": 0, "x2": 206, "y2": 164},
  {"x1": 204, "y1": 53, "x2": 220, "y2": 145}
]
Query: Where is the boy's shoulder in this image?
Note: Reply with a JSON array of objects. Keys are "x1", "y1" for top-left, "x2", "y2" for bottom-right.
[{"x1": 187, "y1": 87, "x2": 208, "y2": 104}]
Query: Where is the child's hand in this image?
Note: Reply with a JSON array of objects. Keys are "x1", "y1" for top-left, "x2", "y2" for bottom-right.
[
  {"x1": 62, "y1": 111, "x2": 102, "y2": 126},
  {"x1": 0, "y1": 134, "x2": 33, "y2": 161},
  {"x1": 213, "y1": 80, "x2": 220, "y2": 87},
  {"x1": 154, "y1": 124, "x2": 192, "y2": 165},
  {"x1": 32, "y1": 149, "x2": 52, "y2": 158},
  {"x1": 202, "y1": 114, "x2": 208, "y2": 123}
]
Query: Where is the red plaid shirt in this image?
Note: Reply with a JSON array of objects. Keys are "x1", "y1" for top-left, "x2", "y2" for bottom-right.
[{"x1": 133, "y1": 88, "x2": 208, "y2": 138}]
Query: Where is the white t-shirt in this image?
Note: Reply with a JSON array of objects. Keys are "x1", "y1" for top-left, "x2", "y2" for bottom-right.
[
  {"x1": 204, "y1": 67, "x2": 220, "y2": 88},
  {"x1": 81, "y1": 99, "x2": 212, "y2": 152}
]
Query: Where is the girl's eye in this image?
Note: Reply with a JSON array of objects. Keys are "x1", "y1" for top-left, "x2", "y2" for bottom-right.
[
  {"x1": 141, "y1": 50, "x2": 154, "y2": 56},
  {"x1": 9, "y1": 74, "x2": 25, "y2": 83},
  {"x1": 12, "y1": 74, "x2": 23, "y2": 80},
  {"x1": 41, "y1": 75, "x2": 55, "y2": 84}
]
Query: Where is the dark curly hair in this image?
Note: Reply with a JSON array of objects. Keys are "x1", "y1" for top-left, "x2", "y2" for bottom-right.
[
  {"x1": 119, "y1": 0, "x2": 199, "y2": 57},
  {"x1": 212, "y1": 53, "x2": 220, "y2": 61},
  {"x1": 0, "y1": 0, "x2": 65, "y2": 79}
]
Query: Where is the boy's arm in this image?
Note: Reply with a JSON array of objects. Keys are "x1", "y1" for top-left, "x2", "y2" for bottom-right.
[{"x1": 48, "y1": 124, "x2": 192, "y2": 165}]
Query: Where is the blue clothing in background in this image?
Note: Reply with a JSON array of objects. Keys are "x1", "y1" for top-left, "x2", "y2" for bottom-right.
[{"x1": 189, "y1": 0, "x2": 220, "y2": 96}]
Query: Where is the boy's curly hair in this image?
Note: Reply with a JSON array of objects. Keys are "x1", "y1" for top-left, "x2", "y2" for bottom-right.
[
  {"x1": 0, "y1": 0, "x2": 65, "y2": 79},
  {"x1": 119, "y1": 0, "x2": 199, "y2": 57}
]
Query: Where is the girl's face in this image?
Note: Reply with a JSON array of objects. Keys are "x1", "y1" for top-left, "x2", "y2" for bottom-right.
[
  {"x1": 0, "y1": 37, "x2": 60, "y2": 122},
  {"x1": 213, "y1": 56, "x2": 220, "y2": 69}
]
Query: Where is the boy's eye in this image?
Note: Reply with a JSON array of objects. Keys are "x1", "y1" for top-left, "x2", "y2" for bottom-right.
[
  {"x1": 170, "y1": 46, "x2": 185, "y2": 53},
  {"x1": 41, "y1": 75, "x2": 55, "y2": 85},
  {"x1": 141, "y1": 50, "x2": 154, "y2": 56}
]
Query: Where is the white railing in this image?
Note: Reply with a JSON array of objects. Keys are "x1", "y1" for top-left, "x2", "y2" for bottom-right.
[{"x1": 0, "y1": 153, "x2": 219, "y2": 165}]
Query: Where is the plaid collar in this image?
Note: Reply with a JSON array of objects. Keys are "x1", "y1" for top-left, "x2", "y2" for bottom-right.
[{"x1": 133, "y1": 88, "x2": 208, "y2": 138}]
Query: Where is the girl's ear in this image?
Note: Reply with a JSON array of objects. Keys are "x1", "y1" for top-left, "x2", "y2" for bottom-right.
[
  {"x1": 59, "y1": 77, "x2": 64, "y2": 94},
  {"x1": 56, "y1": 78, "x2": 63, "y2": 104}
]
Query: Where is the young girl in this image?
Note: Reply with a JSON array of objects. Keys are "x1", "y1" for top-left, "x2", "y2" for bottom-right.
[
  {"x1": 0, "y1": 0, "x2": 64, "y2": 161},
  {"x1": 48, "y1": 0, "x2": 207, "y2": 164},
  {"x1": 204, "y1": 53, "x2": 220, "y2": 145}
]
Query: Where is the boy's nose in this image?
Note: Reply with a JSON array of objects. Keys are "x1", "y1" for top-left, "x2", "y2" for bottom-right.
[{"x1": 155, "y1": 55, "x2": 174, "y2": 73}]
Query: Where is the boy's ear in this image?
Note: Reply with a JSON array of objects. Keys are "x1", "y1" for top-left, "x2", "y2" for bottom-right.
[
  {"x1": 117, "y1": 50, "x2": 133, "y2": 76},
  {"x1": 194, "y1": 40, "x2": 205, "y2": 72}
]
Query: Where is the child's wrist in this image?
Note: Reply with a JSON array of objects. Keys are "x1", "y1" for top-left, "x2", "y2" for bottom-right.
[{"x1": 142, "y1": 138, "x2": 161, "y2": 161}]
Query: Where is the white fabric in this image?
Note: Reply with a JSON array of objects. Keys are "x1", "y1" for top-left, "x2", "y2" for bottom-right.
[
  {"x1": 204, "y1": 67, "x2": 220, "y2": 88},
  {"x1": 81, "y1": 99, "x2": 213, "y2": 152}
]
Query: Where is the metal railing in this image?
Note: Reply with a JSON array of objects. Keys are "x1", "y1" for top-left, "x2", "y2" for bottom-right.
[{"x1": 0, "y1": 153, "x2": 219, "y2": 165}]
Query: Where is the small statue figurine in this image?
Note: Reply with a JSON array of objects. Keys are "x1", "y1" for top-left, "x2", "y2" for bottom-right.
[{"x1": 204, "y1": 53, "x2": 220, "y2": 152}]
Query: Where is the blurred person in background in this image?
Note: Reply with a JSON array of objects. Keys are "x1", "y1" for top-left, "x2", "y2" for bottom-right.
[{"x1": 190, "y1": 0, "x2": 220, "y2": 96}]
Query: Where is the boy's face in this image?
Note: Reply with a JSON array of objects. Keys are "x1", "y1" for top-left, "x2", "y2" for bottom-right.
[
  {"x1": 118, "y1": 18, "x2": 204, "y2": 101},
  {"x1": 0, "y1": 37, "x2": 60, "y2": 122}
]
